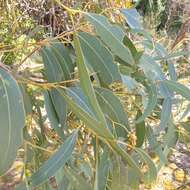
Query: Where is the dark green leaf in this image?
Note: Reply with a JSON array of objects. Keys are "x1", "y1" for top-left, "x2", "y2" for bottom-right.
[{"x1": 135, "y1": 111, "x2": 145, "y2": 147}]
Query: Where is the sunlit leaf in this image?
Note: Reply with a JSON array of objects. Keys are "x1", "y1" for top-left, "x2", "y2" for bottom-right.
[
  {"x1": 85, "y1": 13, "x2": 135, "y2": 65},
  {"x1": 121, "y1": 8, "x2": 142, "y2": 29},
  {"x1": 78, "y1": 32, "x2": 121, "y2": 86},
  {"x1": 162, "y1": 80, "x2": 190, "y2": 101}
]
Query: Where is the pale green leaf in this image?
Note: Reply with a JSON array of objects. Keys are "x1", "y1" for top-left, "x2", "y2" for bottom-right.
[
  {"x1": 29, "y1": 130, "x2": 78, "y2": 188},
  {"x1": 0, "y1": 68, "x2": 25, "y2": 175},
  {"x1": 162, "y1": 80, "x2": 190, "y2": 101},
  {"x1": 78, "y1": 32, "x2": 121, "y2": 86},
  {"x1": 85, "y1": 13, "x2": 135, "y2": 65},
  {"x1": 136, "y1": 82, "x2": 157, "y2": 123}
]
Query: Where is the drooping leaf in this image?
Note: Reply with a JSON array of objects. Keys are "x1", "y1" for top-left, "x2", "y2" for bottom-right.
[
  {"x1": 41, "y1": 44, "x2": 68, "y2": 127},
  {"x1": 44, "y1": 90, "x2": 65, "y2": 140},
  {"x1": 123, "y1": 35, "x2": 138, "y2": 57},
  {"x1": 19, "y1": 84, "x2": 33, "y2": 115},
  {"x1": 163, "y1": 121, "x2": 178, "y2": 148},
  {"x1": 135, "y1": 111, "x2": 145, "y2": 147},
  {"x1": 135, "y1": 148, "x2": 157, "y2": 184},
  {"x1": 41, "y1": 46, "x2": 64, "y2": 82},
  {"x1": 146, "y1": 127, "x2": 167, "y2": 165},
  {"x1": 154, "y1": 43, "x2": 177, "y2": 81},
  {"x1": 95, "y1": 150, "x2": 110, "y2": 190},
  {"x1": 58, "y1": 87, "x2": 113, "y2": 139},
  {"x1": 50, "y1": 89, "x2": 67, "y2": 126},
  {"x1": 110, "y1": 158, "x2": 128, "y2": 190},
  {"x1": 121, "y1": 8, "x2": 142, "y2": 29},
  {"x1": 136, "y1": 82, "x2": 157, "y2": 123},
  {"x1": 85, "y1": 13, "x2": 135, "y2": 65},
  {"x1": 64, "y1": 167, "x2": 92, "y2": 190},
  {"x1": 162, "y1": 80, "x2": 190, "y2": 101},
  {"x1": 78, "y1": 32, "x2": 121, "y2": 86},
  {"x1": 29, "y1": 130, "x2": 78, "y2": 188},
  {"x1": 160, "y1": 97, "x2": 172, "y2": 130},
  {"x1": 0, "y1": 68, "x2": 25, "y2": 175},
  {"x1": 50, "y1": 41, "x2": 75, "y2": 80},
  {"x1": 74, "y1": 33, "x2": 111, "y2": 135},
  {"x1": 95, "y1": 87, "x2": 130, "y2": 135}
]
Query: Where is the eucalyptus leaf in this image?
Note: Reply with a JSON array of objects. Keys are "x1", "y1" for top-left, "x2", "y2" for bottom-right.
[
  {"x1": 29, "y1": 130, "x2": 78, "y2": 188},
  {"x1": 78, "y1": 32, "x2": 121, "y2": 86},
  {"x1": 85, "y1": 13, "x2": 135, "y2": 65},
  {"x1": 0, "y1": 68, "x2": 25, "y2": 175}
]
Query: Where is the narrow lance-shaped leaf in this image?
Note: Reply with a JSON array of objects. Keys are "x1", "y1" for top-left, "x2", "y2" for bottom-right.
[
  {"x1": 94, "y1": 149, "x2": 110, "y2": 190},
  {"x1": 74, "y1": 33, "x2": 112, "y2": 136},
  {"x1": 160, "y1": 97, "x2": 172, "y2": 130},
  {"x1": 29, "y1": 130, "x2": 78, "y2": 188},
  {"x1": 136, "y1": 82, "x2": 157, "y2": 123},
  {"x1": 135, "y1": 148, "x2": 157, "y2": 184},
  {"x1": 95, "y1": 87, "x2": 130, "y2": 136},
  {"x1": 57, "y1": 88, "x2": 112, "y2": 139},
  {"x1": 85, "y1": 13, "x2": 135, "y2": 65},
  {"x1": 162, "y1": 80, "x2": 190, "y2": 101},
  {"x1": 121, "y1": 8, "x2": 143, "y2": 30},
  {"x1": 41, "y1": 45, "x2": 67, "y2": 127},
  {"x1": 44, "y1": 91, "x2": 65, "y2": 140},
  {"x1": 0, "y1": 68, "x2": 25, "y2": 175},
  {"x1": 50, "y1": 41, "x2": 75, "y2": 80},
  {"x1": 78, "y1": 32, "x2": 121, "y2": 86},
  {"x1": 135, "y1": 111, "x2": 145, "y2": 147},
  {"x1": 57, "y1": 87, "x2": 141, "y2": 174}
]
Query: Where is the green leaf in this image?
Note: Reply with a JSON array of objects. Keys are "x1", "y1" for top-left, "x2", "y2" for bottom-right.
[
  {"x1": 29, "y1": 130, "x2": 78, "y2": 188},
  {"x1": 74, "y1": 33, "x2": 111, "y2": 135},
  {"x1": 95, "y1": 87, "x2": 130, "y2": 136},
  {"x1": 95, "y1": 150, "x2": 110, "y2": 190},
  {"x1": 110, "y1": 158, "x2": 128, "y2": 190},
  {"x1": 58, "y1": 87, "x2": 113, "y2": 139},
  {"x1": 50, "y1": 89, "x2": 67, "y2": 126},
  {"x1": 85, "y1": 13, "x2": 135, "y2": 65},
  {"x1": 123, "y1": 35, "x2": 138, "y2": 57},
  {"x1": 160, "y1": 97, "x2": 172, "y2": 130},
  {"x1": 0, "y1": 68, "x2": 25, "y2": 175},
  {"x1": 19, "y1": 84, "x2": 33, "y2": 115},
  {"x1": 64, "y1": 167, "x2": 92, "y2": 190},
  {"x1": 135, "y1": 111, "x2": 145, "y2": 147},
  {"x1": 135, "y1": 148, "x2": 157, "y2": 184},
  {"x1": 146, "y1": 127, "x2": 167, "y2": 165},
  {"x1": 121, "y1": 8, "x2": 142, "y2": 29},
  {"x1": 41, "y1": 46, "x2": 64, "y2": 82},
  {"x1": 163, "y1": 121, "x2": 178, "y2": 148},
  {"x1": 50, "y1": 41, "x2": 75, "y2": 80},
  {"x1": 136, "y1": 82, "x2": 157, "y2": 123},
  {"x1": 162, "y1": 80, "x2": 190, "y2": 101},
  {"x1": 78, "y1": 32, "x2": 121, "y2": 86},
  {"x1": 44, "y1": 90, "x2": 65, "y2": 140}
]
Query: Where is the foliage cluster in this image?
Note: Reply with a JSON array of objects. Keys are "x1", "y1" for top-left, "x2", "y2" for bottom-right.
[{"x1": 0, "y1": 1, "x2": 190, "y2": 190}]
